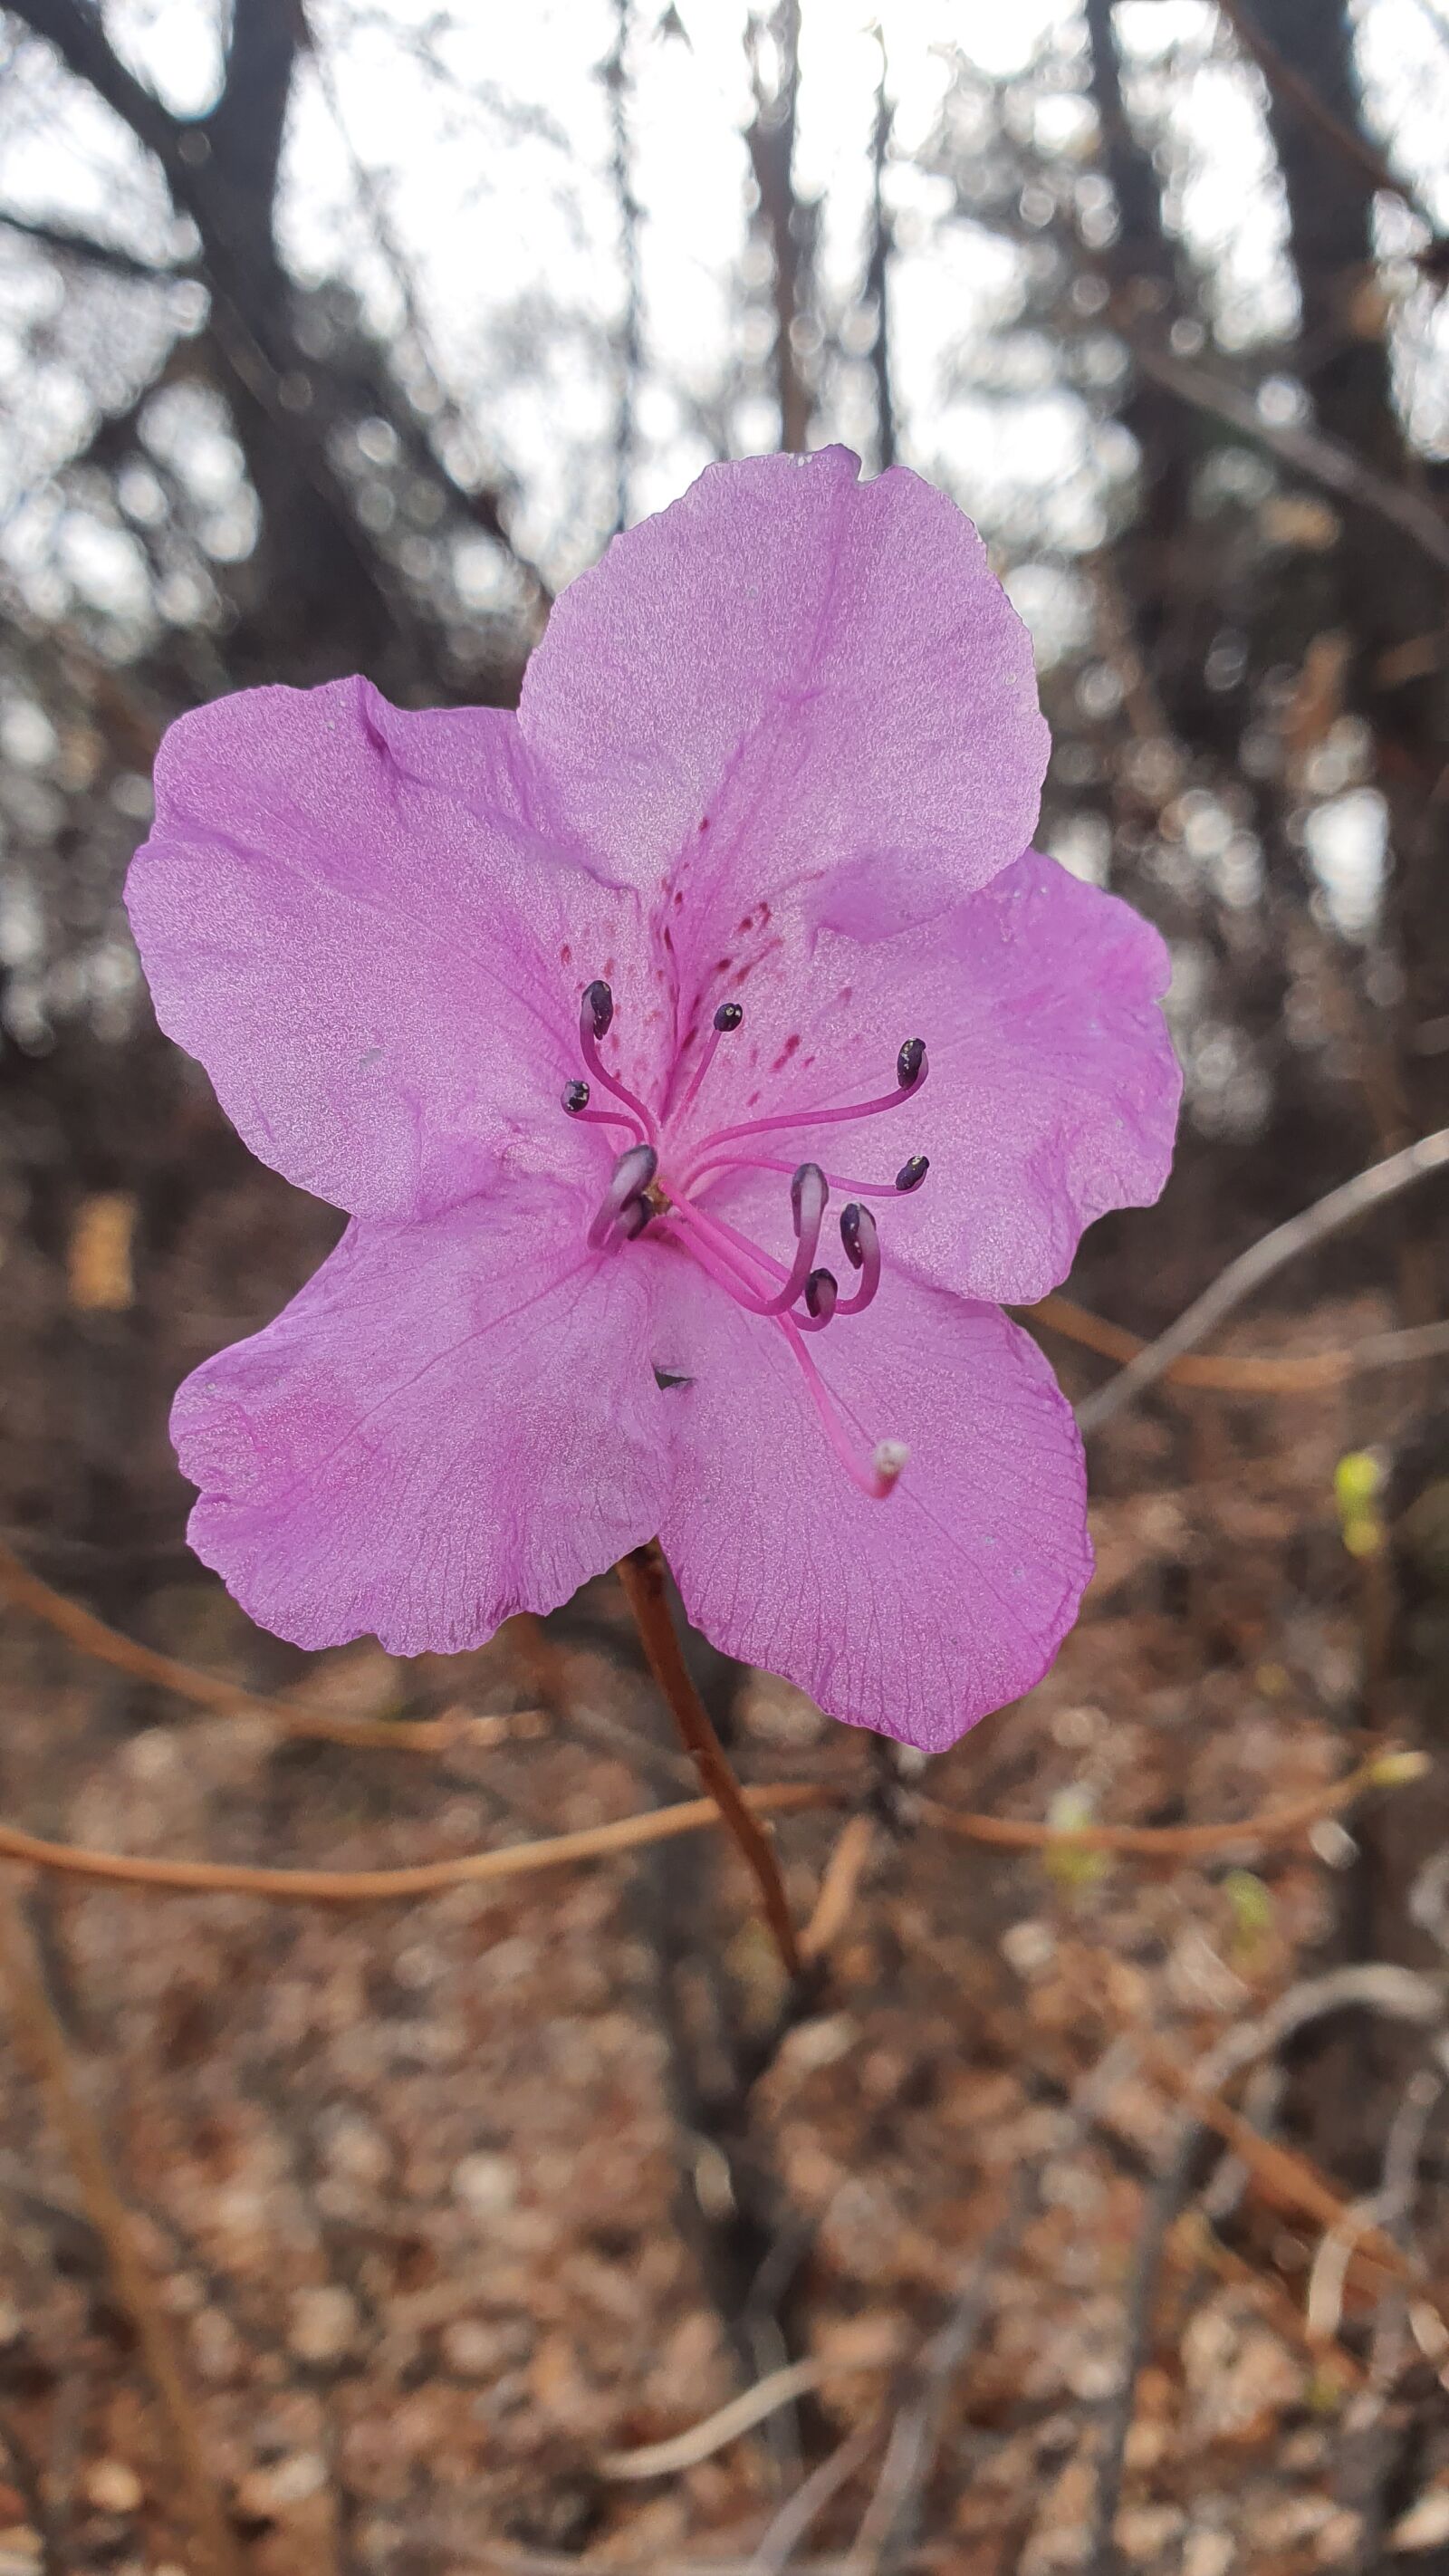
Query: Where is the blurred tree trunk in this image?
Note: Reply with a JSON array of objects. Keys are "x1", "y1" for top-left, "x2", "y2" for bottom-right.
[
  {"x1": 10, "y1": 0, "x2": 415, "y2": 682},
  {"x1": 746, "y1": 1, "x2": 811, "y2": 454},
  {"x1": 1249, "y1": 0, "x2": 1449, "y2": 1144},
  {"x1": 1084, "y1": 0, "x2": 1195, "y2": 706}
]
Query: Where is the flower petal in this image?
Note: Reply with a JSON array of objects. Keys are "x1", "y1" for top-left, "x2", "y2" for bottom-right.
[
  {"x1": 682, "y1": 851, "x2": 1180, "y2": 1307},
  {"x1": 174, "y1": 1180, "x2": 667, "y2": 1655},
  {"x1": 519, "y1": 448, "x2": 1048, "y2": 1029},
  {"x1": 648, "y1": 1252, "x2": 1090, "y2": 1749},
  {"x1": 127, "y1": 677, "x2": 640, "y2": 1220}
]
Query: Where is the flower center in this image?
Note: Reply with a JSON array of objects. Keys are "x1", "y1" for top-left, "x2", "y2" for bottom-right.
[{"x1": 561, "y1": 981, "x2": 931, "y2": 1501}]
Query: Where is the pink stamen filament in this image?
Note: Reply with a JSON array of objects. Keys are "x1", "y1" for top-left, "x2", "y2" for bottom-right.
[
  {"x1": 565, "y1": 991, "x2": 911, "y2": 1501},
  {"x1": 657, "y1": 1209, "x2": 769, "y2": 1308},
  {"x1": 669, "y1": 1004, "x2": 743, "y2": 1125},
  {"x1": 661, "y1": 1181, "x2": 825, "y2": 1318},
  {"x1": 573, "y1": 1104, "x2": 648, "y2": 1137},
  {"x1": 657, "y1": 1203, "x2": 903, "y2": 1497},
  {"x1": 686, "y1": 1151, "x2": 909, "y2": 1199},
  {"x1": 580, "y1": 1022, "x2": 658, "y2": 1144},
  {"x1": 678, "y1": 1052, "x2": 927, "y2": 1190},
  {"x1": 686, "y1": 1199, "x2": 789, "y2": 1283}
]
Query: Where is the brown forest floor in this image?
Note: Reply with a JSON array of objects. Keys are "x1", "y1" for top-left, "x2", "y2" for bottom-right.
[{"x1": 0, "y1": 1293, "x2": 1446, "y2": 2575}]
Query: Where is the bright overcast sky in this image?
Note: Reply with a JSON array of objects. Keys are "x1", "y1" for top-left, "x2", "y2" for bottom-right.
[{"x1": 1, "y1": 0, "x2": 1445, "y2": 585}]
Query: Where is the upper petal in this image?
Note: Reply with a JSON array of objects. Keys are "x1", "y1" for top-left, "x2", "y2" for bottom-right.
[
  {"x1": 127, "y1": 677, "x2": 643, "y2": 1220},
  {"x1": 518, "y1": 448, "x2": 1048, "y2": 1029},
  {"x1": 648, "y1": 1250, "x2": 1090, "y2": 1750},
  {"x1": 684, "y1": 850, "x2": 1181, "y2": 1307},
  {"x1": 174, "y1": 1177, "x2": 668, "y2": 1656}
]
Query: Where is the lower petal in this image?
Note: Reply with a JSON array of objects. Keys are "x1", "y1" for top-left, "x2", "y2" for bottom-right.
[
  {"x1": 175, "y1": 1180, "x2": 668, "y2": 1655},
  {"x1": 648, "y1": 1254, "x2": 1090, "y2": 1749}
]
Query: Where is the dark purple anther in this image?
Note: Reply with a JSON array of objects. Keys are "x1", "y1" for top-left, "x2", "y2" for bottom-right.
[
  {"x1": 836, "y1": 1202, "x2": 879, "y2": 1314},
  {"x1": 804, "y1": 1267, "x2": 838, "y2": 1322},
  {"x1": 897, "y1": 1037, "x2": 926, "y2": 1091},
  {"x1": 714, "y1": 1001, "x2": 744, "y2": 1033},
  {"x1": 587, "y1": 1140, "x2": 658, "y2": 1249},
  {"x1": 895, "y1": 1155, "x2": 929, "y2": 1194},
  {"x1": 576, "y1": 979, "x2": 657, "y2": 1140},
  {"x1": 562, "y1": 1079, "x2": 590, "y2": 1114},
  {"x1": 790, "y1": 1159, "x2": 828, "y2": 1238},
  {"x1": 582, "y1": 978, "x2": 614, "y2": 1041}
]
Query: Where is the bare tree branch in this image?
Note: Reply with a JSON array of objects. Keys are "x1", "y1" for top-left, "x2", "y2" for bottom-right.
[
  {"x1": 1080, "y1": 1126, "x2": 1449, "y2": 1430},
  {"x1": 0, "y1": 207, "x2": 187, "y2": 280},
  {"x1": 1126, "y1": 333, "x2": 1449, "y2": 580}
]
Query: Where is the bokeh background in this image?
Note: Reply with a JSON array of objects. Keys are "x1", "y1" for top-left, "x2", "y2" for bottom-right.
[{"x1": 2, "y1": 3, "x2": 1449, "y2": 2570}]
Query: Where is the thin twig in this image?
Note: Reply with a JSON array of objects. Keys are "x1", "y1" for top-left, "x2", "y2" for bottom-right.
[
  {"x1": 748, "y1": 2418, "x2": 883, "y2": 2576},
  {"x1": 801, "y1": 1814, "x2": 876, "y2": 1965},
  {"x1": 0, "y1": 207, "x2": 188, "y2": 280},
  {"x1": 0, "y1": 1783, "x2": 836, "y2": 1906},
  {"x1": 918, "y1": 1748, "x2": 1425, "y2": 1859},
  {"x1": 0, "y1": 1889, "x2": 245, "y2": 2576},
  {"x1": 1079, "y1": 1128, "x2": 1449, "y2": 1430},
  {"x1": 0, "y1": 1754, "x2": 1415, "y2": 1908},
  {"x1": 842, "y1": 2042, "x2": 1141, "y2": 2576},
  {"x1": 1126, "y1": 337, "x2": 1449, "y2": 581},
  {"x1": 1031, "y1": 1293, "x2": 1449, "y2": 1393},
  {"x1": 617, "y1": 1543, "x2": 803, "y2": 1980},
  {"x1": 0, "y1": 1538, "x2": 475, "y2": 1752},
  {"x1": 841, "y1": 2261, "x2": 1004, "y2": 2574},
  {"x1": 1083, "y1": 2127, "x2": 1199, "y2": 2576},
  {"x1": 600, "y1": 2356, "x2": 823, "y2": 2480},
  {"x1": 1139, "y1": 2056, "x2": 1449, "y2": 2375}
]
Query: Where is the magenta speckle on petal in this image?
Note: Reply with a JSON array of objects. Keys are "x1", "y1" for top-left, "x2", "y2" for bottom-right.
[{"x1": 125, "y1": 447, "x2": 1179, "y2": 1749}]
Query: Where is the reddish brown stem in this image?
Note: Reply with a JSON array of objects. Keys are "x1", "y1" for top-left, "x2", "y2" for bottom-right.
[{"x1": 617, "y1": 1541, "x2": 803, "y2": 1980}]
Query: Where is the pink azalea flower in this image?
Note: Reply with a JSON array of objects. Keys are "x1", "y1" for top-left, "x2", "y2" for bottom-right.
[{"x1": 125, "y1": 447, "x2": 1179, "y2": 1750}]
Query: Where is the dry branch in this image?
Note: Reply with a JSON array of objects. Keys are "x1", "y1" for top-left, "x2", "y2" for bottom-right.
[
  {"x1": 0, "y1": 1783, "x2": 836, "y2": 1906},
  {"x1": 0, "y1": 1753, "x2": 1413, "y2": 1910},
  {"x1": 1032, "y1": 1293, "x2": 1449, "y2": 1393},
  {"x1": 1079, "y1": 1128, "x2": 1449, "y2": 1430},
  {"x1": 0, "y1": 1890, "x2": 245, "y2": 2576},
  {"x1": 919, "y1": 1749, "x2": 1423, "y2": 1859},
  {"x1": 0, "y1": 1537, "x2": 485, "y2": 1752},
  {"x1": 599, "y1": 2356, "x2": 824, "y2": 2480}
]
